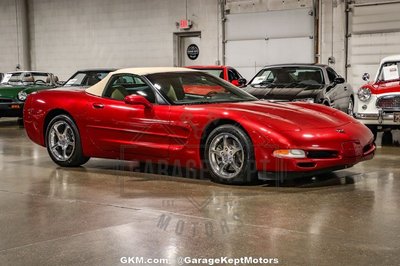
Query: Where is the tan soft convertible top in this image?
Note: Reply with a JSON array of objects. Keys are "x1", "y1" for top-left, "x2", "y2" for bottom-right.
[{"x1": 86, "y1": 67, "x2": 193, "y2": 96}]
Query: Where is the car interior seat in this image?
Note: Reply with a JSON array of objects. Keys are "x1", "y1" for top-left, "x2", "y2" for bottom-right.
[
  {"x1": 109, "y1": 86, "x2": 129, "y2": 100},
  {"x1": 22, "y1": 76, "x2": 34, "y2": 83},
  {"x1": 274, "y1": 71, "x2": 293, "y2": 83},
  {"x1": 158, "y1": 79, "x2": 184, "y2": 102},
  {"x1": 308, "y1": 71, "x2": 323, "y2": 84}
]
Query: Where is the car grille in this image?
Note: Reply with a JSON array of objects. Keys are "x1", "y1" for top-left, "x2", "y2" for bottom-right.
[
  {"x1": 376, "y1": 95, "x2": 400, "y2": 110},
  {"x1": 0, "y1": 98, "x2": 13, "y2": 103},
  {"x1": 306, "y1": 150, "x2": 338, "y2": 159}
]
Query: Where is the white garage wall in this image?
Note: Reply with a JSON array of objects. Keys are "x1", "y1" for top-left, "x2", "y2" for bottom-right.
[
  {"x1": 29, "y1": 0, "x2": 221, "y2": 80},
  {"x1": 0, "y1": 0, "x2": 29, "y2": 73},
  {"x1": 224, "y1": 0, "x2": 315, "y2": 80},
  {"x1": 0, "y1": 0, "x2": 396, "y2": 85},
  {"x1": 347, "y1": 1, "x2": 400, "y2": 89}
]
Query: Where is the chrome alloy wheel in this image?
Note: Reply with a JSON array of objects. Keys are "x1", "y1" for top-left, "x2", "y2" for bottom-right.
[
  {"x1": 48, "y1": 121, "x2": 76, "y2": 162},
  {"x1": 208, "y1": 132, "x2": 244, "y2": 179}
]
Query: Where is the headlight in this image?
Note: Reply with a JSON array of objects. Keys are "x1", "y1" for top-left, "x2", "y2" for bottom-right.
[
  {"x1": 18, "y1": 91, "x2": 27, "y2": 101},
  {"x1": 293, "y1": 98, "x2": 315, "y2": 103},
  {"x1": 357, "y1": 87, "x2": 371, "y2": 102},
  {"x1": 273, "y1": 149, "x2": 306, "y2": 158}
]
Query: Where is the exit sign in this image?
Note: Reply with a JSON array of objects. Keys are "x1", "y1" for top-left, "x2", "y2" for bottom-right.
[{"x1": 179, "y1": 19, "x2": 192, "y2": 30}]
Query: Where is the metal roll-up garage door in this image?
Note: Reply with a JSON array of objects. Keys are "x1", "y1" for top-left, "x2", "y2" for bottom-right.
[
  {"x1": 224, "y1": 0, "x2": 315, "y2": 80},
  {"x1": 347, "y1": 0, "x2": 400, "y2": 90}
]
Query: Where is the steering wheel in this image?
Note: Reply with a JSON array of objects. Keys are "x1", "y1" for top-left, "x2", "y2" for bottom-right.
[{"x1": 34, "y1": 79, "x2": 46, "y2": 85}]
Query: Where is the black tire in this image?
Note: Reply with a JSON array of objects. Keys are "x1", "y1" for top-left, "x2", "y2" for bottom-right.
[
  {"x1": 367, "y1": 125, "x2": 378, "y2": 141},
  {"x1": 45, "y1": 114, "x2": 89, "y2": 167},
  {"x1": 382, "y1": 131, "x2": 393, "y2": 146},
  {"x1": 204, "y1": 124, "x2": 257, "y2": 185},
  {"x1": 17, "y1": 118, "x2": 24, "y2": 128}
]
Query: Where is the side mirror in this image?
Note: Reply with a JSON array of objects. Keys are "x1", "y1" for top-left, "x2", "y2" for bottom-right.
[
  {"x1": 238, "y1": 78, "x2": 247, "y2": 86},
  {"x1": 231, "y1": 78, "x2": 247, "y2": 87},
  {"x1": 124, "y1": 94, "x2": 152, "y2": 109},
  {"x1": 231, "y1": 79, "x2": 240, "y2": 86},
  {"x1": 334, "y1": 77, "x2": 345, "y2": 84},
  {"x1": 362, "y1": 73, "x2": 370, "y2": 82}
]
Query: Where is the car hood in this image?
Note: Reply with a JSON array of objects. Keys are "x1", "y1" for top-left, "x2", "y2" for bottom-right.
[
  {"x1": 205, "y1": 100, "x2": 351, "y2": 131},
  {"x1": 243, "y1": 84, "x2": 324, "y2": 100},
  {"x1": 369, "y1": 81, "x2": 400, "y2": 94},
  {"x1": 0, "y1": 85, "x2": 27, "y2": 98}
]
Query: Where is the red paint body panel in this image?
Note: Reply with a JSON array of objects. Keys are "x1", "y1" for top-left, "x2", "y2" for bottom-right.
[
  {"x1": 362, "y1": 80, "x2": 400, "y2": 94},
  {"x1": 24, "y1": 88, "x2": 375, "y2": 177}
]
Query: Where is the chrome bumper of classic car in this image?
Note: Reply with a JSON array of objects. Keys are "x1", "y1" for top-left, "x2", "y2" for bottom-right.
[{"x1": 355, "y1": 109, "x2": 400, "y2": 125}]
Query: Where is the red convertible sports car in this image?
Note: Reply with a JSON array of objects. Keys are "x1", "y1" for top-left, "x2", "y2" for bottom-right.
[{"x1": 24, "y1": 68, "x2": 375, "y2": 184}]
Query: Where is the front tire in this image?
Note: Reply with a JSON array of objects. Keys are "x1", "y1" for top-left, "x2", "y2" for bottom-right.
[
  {"x1": 367, "y1": 125, "x2": 378, "y2": 141},
  {"x1": 204, "y1": 125, "x2": 257, "y2": 184},
  {"x1": 45, "y1": 114, "x2": 89, "y2": 167}
]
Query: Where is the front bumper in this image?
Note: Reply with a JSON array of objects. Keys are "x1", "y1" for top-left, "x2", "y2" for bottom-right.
[
  {"x1": 258, "y1": 146, "x2": 375, "y2": 180},
  {"x1": 256, "y1": 121, "x2": 375, "y2": 180},
  {"x1": 0, "y1": 102, "x2": 24, "y2": 117},
  {"x1": 355, "y1": 109, "x2": 400, "y2": 126}
]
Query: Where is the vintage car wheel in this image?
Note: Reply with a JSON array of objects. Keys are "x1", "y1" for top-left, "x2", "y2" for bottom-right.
[
  {"x1": 45, "y1": 114, "x2": 89, "y2": 167},
  {"x1": 205, "y1": 125, "x2": 257, "y2": 184}
]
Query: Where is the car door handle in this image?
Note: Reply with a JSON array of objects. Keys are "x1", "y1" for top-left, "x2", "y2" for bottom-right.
[{"x1": 92, "y1": 103, "x2": 104, "y2": 109}]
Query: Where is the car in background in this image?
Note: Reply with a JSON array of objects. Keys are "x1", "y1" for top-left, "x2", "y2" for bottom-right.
[
  {"x1": 63, "y1": 69, "x2": 116, "y2": 87},
  {"x1": 186, "y1": 65, "x2": 247, "y2": 87},
  {"x1": 24, "y1": 67, "x2": 374, "y2": 185},
  {"x1": 355, "y1": 55, "x2": 400, "y2": 139},
  {"x1": 0, "y1": 71, "x2": 59, "y2": 118},
  {"x1": 244, "y1": 64, "x2": 353, "y2": 114}
]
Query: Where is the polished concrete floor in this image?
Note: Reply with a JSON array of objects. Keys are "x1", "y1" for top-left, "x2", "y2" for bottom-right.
[{"x1": 0, "y1": 119, "x2": 399, "y2": 266}]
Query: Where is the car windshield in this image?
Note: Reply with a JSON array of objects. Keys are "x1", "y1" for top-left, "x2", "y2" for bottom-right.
[
  {"x1": 1, "y1": 72, "x2": 50, "y2": 85},
  {"x1": 377, "y1": 61, "x2": 400, "y2": 82},
  {"x1": 65, "y1": 71, "x2": 110, "y2": 87},
  {"x1": 250, "y1": 67, "x2": 324, "y2": 86},
  {"x1": 193, "y1": 68, "x2": 224, "y2": 79},
  {"x1": 145, "y1": 72, "x2": 257, "y2": 105}
]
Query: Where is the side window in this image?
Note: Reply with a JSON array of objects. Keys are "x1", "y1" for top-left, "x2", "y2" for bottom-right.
[
  {"x1": 327, "y1": 67, "x2": 338, "y2": 83},
  {"x1": 103, "y1": 74, "x2": 156, "y2": 103},
  {"x1": 228, "y1": 69, "x2": 239, "y2": 81}
]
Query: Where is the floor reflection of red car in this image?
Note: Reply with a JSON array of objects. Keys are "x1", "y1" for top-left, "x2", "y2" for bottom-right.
[
  {"x1": 24, "y1": 68, "x2": 375, "y2": 185},
  {"x1": 186, "y1": 65, "x2": 247, "y2": 87}
]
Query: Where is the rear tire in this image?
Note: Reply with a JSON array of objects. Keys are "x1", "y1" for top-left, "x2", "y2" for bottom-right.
[
  {"x1": 45, "y1": 114, "x2": 89, "y2": 167},
  {"x1": 204, "y1": 125, "x2": 257, "y2": 185}
]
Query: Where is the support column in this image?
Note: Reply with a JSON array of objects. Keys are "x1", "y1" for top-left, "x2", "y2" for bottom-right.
[{"x1": 15, "y1": 0, "x2": 31, "y2": 70}]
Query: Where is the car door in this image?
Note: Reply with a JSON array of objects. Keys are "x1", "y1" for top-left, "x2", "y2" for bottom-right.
[
  {"x1": 85, "y1": 73, "x2": 170, "y2": 158},
  {"x1": 326, "y1": 67, "x2": 350, "y2": 111}
]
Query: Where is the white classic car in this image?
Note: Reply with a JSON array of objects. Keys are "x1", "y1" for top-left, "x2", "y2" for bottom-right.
[{"x1": 354, "y1": 55, "x2": 400, "y2": 140}]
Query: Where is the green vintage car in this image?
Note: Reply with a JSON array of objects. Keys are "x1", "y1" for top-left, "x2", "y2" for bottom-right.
[{"x1": 0, "y1": 71, "x2": 59, "y2": 118}]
